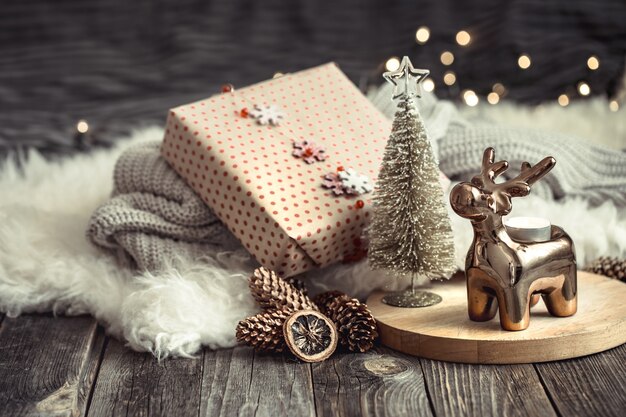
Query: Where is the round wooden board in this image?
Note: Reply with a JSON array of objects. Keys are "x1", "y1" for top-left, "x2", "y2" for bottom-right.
[{"x1": 367, "y1": 271, "x2": 626, "y2": 364}]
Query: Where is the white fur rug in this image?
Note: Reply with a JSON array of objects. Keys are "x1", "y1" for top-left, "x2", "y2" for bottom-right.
[{"x1": 1, "y1": 98, "x2": 625, "y2": 359}]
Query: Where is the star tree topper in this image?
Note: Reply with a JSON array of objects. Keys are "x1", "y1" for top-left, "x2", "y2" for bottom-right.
[{"x1": 383, "y1": 56, "x2": 430, "y2": 100}]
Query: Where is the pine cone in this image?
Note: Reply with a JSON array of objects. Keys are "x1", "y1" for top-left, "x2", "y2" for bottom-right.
[
  {"x1": 585, "y1": 257, "x2": 626, "y2": 282},
  {"x1": 285, "y1": 277, "x2": 309, "y2": 296},
  {"x1": 313, "y1": 290, "x2": 347, "y2": 312},
  {"x1": 249, "y1": 267, "x2": 318, "y2": 311},
  {"x1": 236, "y1": 309, "x2": 291, "y2": 352},
  {"x1": 315, "y1": 291, "x2": 378, "y2": 353}
]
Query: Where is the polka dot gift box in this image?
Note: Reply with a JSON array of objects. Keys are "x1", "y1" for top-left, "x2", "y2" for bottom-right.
[{"x1": 161, "y1": 63, "x2": 390, "y2": 277}]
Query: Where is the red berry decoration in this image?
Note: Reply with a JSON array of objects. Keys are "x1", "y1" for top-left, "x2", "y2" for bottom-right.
[
  {"x1": 240, "y1": 107, "x2": 249, "y2": 118},
  {"x1": 221, "y1": 83, "x2": 234, "y2": 93},
  {"x1": 337, "y1": 165, "x2": 345, "y2": 172},
  {"x1": 355, "y1": 199, "x2": 365, "y2": 209}
]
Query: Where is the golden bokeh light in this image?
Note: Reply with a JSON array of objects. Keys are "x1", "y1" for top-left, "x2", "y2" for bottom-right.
[
  {"x1": 609, "y1": 100, "x2": 619, "y2": 112},
  {"x1": 385, "y1": 57, "x2": 401, "y2": 72},
  {"x1": 487, "y1": 92, "x2": 500, "y2": 105},
  {"x1": 558, "y1": 94, "x2": 569, "y2": 107},
  {"x1": 76, "y1": 120, "x2": 89, "y2": 133},
  {"x1": 422, "y1": 78, "x2": 435, "y2": 92},
  {"x1": 518, "y1": 54, "x2": 531, "y2": 69},
  {"x1": 443, "y1": 71, "x2": 456, "y2": 86},
  {"x1": 415, "y1": 27, "x2": 430, "y2": 44},
  {"x1": 577, "y1": 82, "x2": 590, "y2": 96},
  {"x1": 440, "y1": 51, "x2": 455, "y2": 66},
  {"x1": 462, "y1": 90, "x2": 475, "y2": 100},
  {"x1": 463, "y1": 90, "x2": 478, "y2": 106},
  {"x1": 587, "y1": 56, "x2": 599, "y2": 71},
  {"x1": 456, "y1": 30, "x2": 471, "y2": 46},
  {"x1": 492, "y1": 83, "x2": 506, "y2": 96}
]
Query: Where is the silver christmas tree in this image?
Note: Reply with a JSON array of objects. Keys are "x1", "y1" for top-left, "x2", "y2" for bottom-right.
[{"x1": 368, "y1": 56, "x2": 456, "y2": 308}]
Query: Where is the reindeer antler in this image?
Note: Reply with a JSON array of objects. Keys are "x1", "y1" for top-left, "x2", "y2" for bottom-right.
[
  {"x1": 472, "y1": 147, "x2": 556, "y2": 198},
  {"x1": 517, "y1": 157, "x2": 556, "y2": 187},
  {"x1": 471, "y1": 147, "x2": 508, "y2": 188}
]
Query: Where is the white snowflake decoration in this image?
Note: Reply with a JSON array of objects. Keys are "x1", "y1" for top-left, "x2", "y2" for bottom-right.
[
  {"x1": 249, "y1": 104, "x2": 285, "y2": 126},
  {"x1": 338, "y1": 168, "x2": 373, "y2": 195}
]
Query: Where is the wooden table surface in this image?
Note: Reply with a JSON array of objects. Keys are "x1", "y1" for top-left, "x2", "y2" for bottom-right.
[{"x1": 0, "y1": 313, "x2": 624, "y2": 417}]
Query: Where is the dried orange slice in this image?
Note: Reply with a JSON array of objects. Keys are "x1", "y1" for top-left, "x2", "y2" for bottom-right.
[{"x1": 283, "y1": 310, "x2": 337, "y2": 362}]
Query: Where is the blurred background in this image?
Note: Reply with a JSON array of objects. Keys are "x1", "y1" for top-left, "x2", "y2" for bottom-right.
[{"x1": 1, "y1": 0, "x2": 625, "y2": 157}]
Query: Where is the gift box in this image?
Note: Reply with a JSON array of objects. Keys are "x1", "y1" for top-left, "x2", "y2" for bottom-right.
[{"x1": 161, "y1": 63, "x2": 393, "y2": 276}]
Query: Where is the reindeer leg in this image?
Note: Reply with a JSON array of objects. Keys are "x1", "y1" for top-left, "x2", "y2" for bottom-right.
[
  {"x1": 497, "y1": 287, "x2": 531, "y2": 331},
  {"x1": 466, "y1": 269, "x2": 498, "y2": 322},
  {"x1": 530, "y1": 294, "x2": 541, "y2": 307},
  {"x1": 467, "y1": 284, "x2": 498, "y2": 322},
  {"x1": 542, "y1": 265, "x2": 577, "y2": 317}
]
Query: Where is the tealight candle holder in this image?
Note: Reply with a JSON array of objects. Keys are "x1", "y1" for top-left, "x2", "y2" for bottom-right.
[
  {"x1": 449, "y1": 148, "x2": 577, "y2": 331},
  {"x1": 504, "y1": 216, "x2": 552, "y2": 242}
]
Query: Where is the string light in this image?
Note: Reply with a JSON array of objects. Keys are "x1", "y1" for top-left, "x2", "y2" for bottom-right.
[
  {"x1": 518, "y1": 54, "x2": 531, "y2": 69},
  {"x1": 397, "y1": 28, "x2": 611, "y2": 105},
  {"x1": 440, "y1": 51, "x2": 455, "y2": 66},
  {"x1": 456, "y1": 30, "x2": 471, "y2": 46},
  {"x1": 385, "y1": 57, "x2": 401, "y2": 72},
  {"x1": 587, "y1": 56, "x2": 600, "y2": 71},
  {"x1": 577, "y1": 82, "x2": 590, "y2": 96},
  {"x1": 443, "y1": 71, "x2": 456, "y2": 86},
  {"x1": 423, "y1": 78, "x2": 435, "y2": 92},
  {"x1": 397, "y1": 27, "x2": 615, "y2": 107},
  {"x1": 415, "y1": 27, "x2": 430, "y2": 44},
  {"x1": 463, "y1": 90, "x2": 479, "y2": 106},
  {"x1": 76, "y1": 120, "x2": 89, "y2": 133}
]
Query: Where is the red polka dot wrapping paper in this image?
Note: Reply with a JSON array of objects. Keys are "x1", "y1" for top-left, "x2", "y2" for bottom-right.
[{"x1": 161, "y1": 63, "x2": 390, "y2": 277}]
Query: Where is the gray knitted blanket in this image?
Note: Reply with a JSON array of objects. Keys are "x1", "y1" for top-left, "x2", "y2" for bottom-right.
[
  {"x1": 87, "y1": 90, "x2": 626, "y2": 271},
  {"x1": 87, "y1": 142, "x2": 240, "y2": 271}
]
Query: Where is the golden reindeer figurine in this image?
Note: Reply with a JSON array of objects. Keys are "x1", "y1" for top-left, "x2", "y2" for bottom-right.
[{"x1": 450, "y1": 148, "x2": 577, "y2": 331}]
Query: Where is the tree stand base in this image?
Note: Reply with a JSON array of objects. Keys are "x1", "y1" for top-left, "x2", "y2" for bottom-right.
[{"x1": 381, "y1": 290, "x2": 443, "y2": 308}]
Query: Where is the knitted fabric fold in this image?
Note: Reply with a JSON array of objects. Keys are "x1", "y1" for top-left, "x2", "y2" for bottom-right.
[{"x1": 87, "y1": 142, "x2": 240, "y2": 271}]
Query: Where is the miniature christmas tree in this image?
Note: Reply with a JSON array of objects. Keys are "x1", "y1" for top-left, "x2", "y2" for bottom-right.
[{"x1": 368, "y1": 56, "x2": 456, "y2": 307}]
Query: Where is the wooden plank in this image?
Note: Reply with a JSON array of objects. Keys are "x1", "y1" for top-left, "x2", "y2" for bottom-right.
[
  {"x1": 0, "y1": 314, "x2": 103, "y2": 417},
  {"x1": 87, "y1": 338, "x2": 204, "y2": 417},
  {"x1": 535, "y1": 344, "x2": 626, "y2": 417},
  {"x1": 312, "y1": 347, "x2": 433, "y2": 417},
  {"x1": 200, "y1": 346, "x2": 315, "y2": 417},
  {"x1": 420, "y1": 359, "x2": 557, "y2": 417},
  {"x1": 368, "y1": 272, "x2": 626, "y2": 364},
  {"x1": 78, "y1": 328, "x2": 107, "y2": 416}
]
